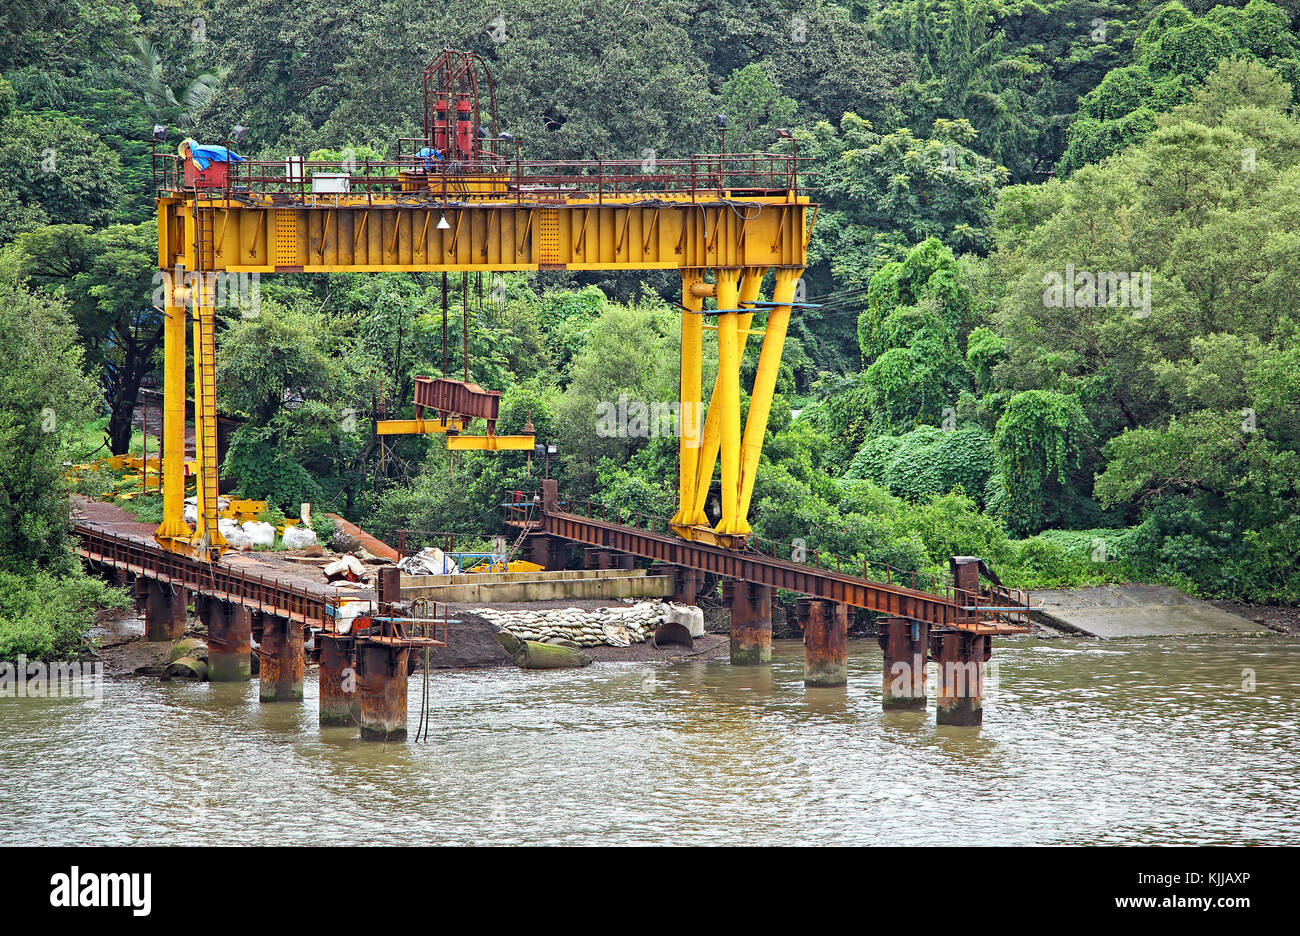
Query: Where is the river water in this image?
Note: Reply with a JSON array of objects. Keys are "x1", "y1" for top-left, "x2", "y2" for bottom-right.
[{"x1": 2, "y1": 637, "x2": 1297, "y2": 846}]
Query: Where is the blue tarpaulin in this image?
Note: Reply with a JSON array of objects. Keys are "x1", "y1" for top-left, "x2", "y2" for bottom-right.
[
  {"x1": 416, "y1": 147, "x2": 444, "y2": 169},
  {"x1": 181, "y1": 138, "x2": 247, "y2": 170}
]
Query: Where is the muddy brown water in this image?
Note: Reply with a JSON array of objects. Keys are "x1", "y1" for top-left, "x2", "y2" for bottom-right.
[{"x1": 2, "y1": 638, "x2": 1298, "y2": 845}]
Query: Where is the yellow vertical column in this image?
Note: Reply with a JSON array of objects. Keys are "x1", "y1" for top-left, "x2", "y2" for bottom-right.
[
  {"x1": 735, "y1": 267, "x2": 802, "y2": 530},
  {"x1": 713, "y1": 269, "x2": 743, "y2": 535},
  {"x1": 192, "y1": 273, "x2": 226, "y2": 557},
  {"x1": 671, "y1": 271, "x2": 706, "y2": 527},
  {"x1": 154, "y1": 274, "x2": 193, "y2": 548},
  {"x1": 192, "y1": 314, "x2": 207, "y2": 544},
  {"x1": 692, "y1": 267, "x2": 764, "y2": 526}
]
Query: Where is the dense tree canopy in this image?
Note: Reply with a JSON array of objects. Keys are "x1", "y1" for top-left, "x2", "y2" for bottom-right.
[{"x1": 6, "y1": 0, "x2": 1300, "y2": 611}]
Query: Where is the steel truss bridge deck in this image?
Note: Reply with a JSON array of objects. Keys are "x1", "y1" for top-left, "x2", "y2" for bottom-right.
[
  {"x1": 510, "y1": 505, "x2": 1029, "y2": 636},
  {"x1": 74, "y1": 524, "x2": 443, "y2": 648}
]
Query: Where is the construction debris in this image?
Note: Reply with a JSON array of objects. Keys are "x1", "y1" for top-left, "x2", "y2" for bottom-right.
[
  {"x1": 397, "y1": 546, "x2": 458, "y2": 576},
  {"x1": 323, "y1": 554, "x2": 368, "y2": 584},
  {"x1": 354, "y1": 546, "x2": 394, "y2": 565}
]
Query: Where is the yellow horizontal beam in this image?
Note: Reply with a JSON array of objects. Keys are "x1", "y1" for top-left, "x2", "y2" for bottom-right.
[
  {"x1": 376, "y1": 418, "x2": 464, "y2": 435},
  {"x1": 668, "y1": 522, "x2": 749, "y2": 550},
  {"x1": 160, "y1": 198, "x2": 810, "y2": 273},
  {"x1": 445, "y1": 434, "x2": 535, "y2": 451}
]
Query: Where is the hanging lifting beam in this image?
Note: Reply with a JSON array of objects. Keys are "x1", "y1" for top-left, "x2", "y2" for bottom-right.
[{"x1": 375, "y1": 418, "x2": 464, "y2": 436}]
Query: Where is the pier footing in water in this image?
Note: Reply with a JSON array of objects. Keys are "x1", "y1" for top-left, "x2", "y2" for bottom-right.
[
  {"x1": 879, "y1": 616, "x2": 928, "y2": 710},
  {"x1": 358, "y1": 644, "x2": 409, "y2": 741},
  {"x1": 933, "y1": 632, "x2": 988, "y2": 726},
  {"x1": 725, "y1": 580, "x2": 772, "y2": 665},
  {"x1": 200, "y1": 598, "x2": 252, "y2": 682},
  {"x1": 141, "y1": 578, "x2": 187, "y2": 642},
  {"x1": 318, "y1": 637, "x2": 356, "y2": 726},
  {"x1": 258, "y1": 615, "x2": 304, "y2": 702},
  {"x1": 799, "y1": 598, "x2": 848, "y2": 687}
]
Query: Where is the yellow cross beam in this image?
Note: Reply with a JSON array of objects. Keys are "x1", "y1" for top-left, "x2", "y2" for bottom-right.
[
  {"x1": 375, "y1": 418, "x2": 464, "y2": 435},
  {"x1": 445, "y1": 434, "x2": 536, "y2": 451}
]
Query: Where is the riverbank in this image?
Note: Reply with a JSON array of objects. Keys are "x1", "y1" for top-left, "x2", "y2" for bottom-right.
[{"x1": 1214, "y1": 600, "x2": 1300, "y2": 636}]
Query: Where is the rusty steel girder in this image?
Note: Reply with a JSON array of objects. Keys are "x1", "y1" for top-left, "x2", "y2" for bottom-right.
[
  {"x1": 521, "y1": 501, "x2": 1027, "y2": 634},
  {"x1": 413, "y1": 376, "x2": 501, "y2": 428},
  {"x1": 76, "y1": 524, "x2": 334, "y2": 626},
  {"x1": 540, "y1": 510, "x2": 965, "y2": 629}
]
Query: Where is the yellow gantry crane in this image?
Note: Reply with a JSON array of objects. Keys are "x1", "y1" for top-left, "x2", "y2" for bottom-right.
[{"x1": 152, "y1": 50, "x2": 811, "y2": 559}]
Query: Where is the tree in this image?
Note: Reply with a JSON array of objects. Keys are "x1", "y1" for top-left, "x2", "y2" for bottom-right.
[
  {"x1": 553, "y1": 298, "x2": 681, "y2": 491},
  {"x1": 991, "y1": 390, "x2": 1093, "y2": 534},
  {"x1": 846, "y1": 424, "x2": 996, "y2": 505},
  {"x1": 0, "y1": 85, "x2": 126, "y2": 243},
  {"x1": 216, "y1": 299, "x2": 379, "y2": 511},
  {"x1": 17, "y1": 223, "x2": 162, "y2": 455},
  {"x1": 806, "y1": 115, "x2": 1009, "y2": 293},
  {"x1": 1060, "y1": 1, "x2": 1300, "y2": 172},
  {"x1": 718, "y1": 63, "x2": 796, "y2": 153},
  {"x1": 126, "y1": 34, "x2": 224, "y2": 130},
  {"x1": 0, "y1": 249, "x2": 99, "y2": 571}
]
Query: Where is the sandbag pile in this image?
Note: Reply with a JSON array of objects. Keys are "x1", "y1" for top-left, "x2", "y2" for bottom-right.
[
  {"x1": 217, "y1": 517, "x2": 252, "y2": 550},
  {"x1": 183, "y1": 495, "x2": 231, "y2": 527},
  {"x1": 242, "y1": 521, "x2": 276, "y2": 547},
  {"x1": 474, "y1": 601, "x2": 680, "y2": 648}
]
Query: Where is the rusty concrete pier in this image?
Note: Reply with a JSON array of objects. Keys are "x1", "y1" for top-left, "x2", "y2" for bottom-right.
[
  {"x1": 878, "y1": 616, "x2": 929, "y2": 710},
  {"x1": 725, "y1": 580, "x2": 773, "y2": 665}
]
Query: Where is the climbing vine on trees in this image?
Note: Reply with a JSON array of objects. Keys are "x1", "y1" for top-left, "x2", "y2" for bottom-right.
[{"x1": 991, "y1": 390, "x2": 1092, "y2": 535}]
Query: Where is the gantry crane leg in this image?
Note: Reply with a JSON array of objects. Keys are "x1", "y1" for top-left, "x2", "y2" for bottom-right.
[
  {"x1": 671, "y1": 265, "x2": 802, "y2": 546},
  {"x1": 733, "y1": 267, "x2": 801, "y2": 532},
  {"x1": 671, "y1": 271, "x2": 707, "y2": 528},
  {"x1": 155, "y1": 201, "x2": 225, "y2": 559},
  {"x1": 713, "y1": 270, "x2": 743, "y2": 535},
  {"x1": 191, "y1": 291, "x2": 225, "y2": 558},
  {"x1": 154, "y1": 277, "x2": 193, "y2": 551},
  {"x1": 689, "y1": 268, "x2": 764, "y2": 528}
]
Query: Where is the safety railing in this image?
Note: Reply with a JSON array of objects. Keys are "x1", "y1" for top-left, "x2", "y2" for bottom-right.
[
  {"x1": 154, "y1": 148, "x2": 806, "y2": 204},
  {"x1": 395, "y1": 529, "x2": 509, "y2": 559},
  {"x1": 73, "y1": 523, "x2": 338, "y2": 625}
]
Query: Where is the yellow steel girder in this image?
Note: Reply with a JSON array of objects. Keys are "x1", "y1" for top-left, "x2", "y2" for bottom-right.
[
  {"x1": 375, "y1": 418, "x2": 464, "y2": 435},
  {"x1": 158, "y1": 197, "x2": 809, "y2": 273},
  {"x1": 445, "y1": 435, "x2": 536, "y2": 451}
]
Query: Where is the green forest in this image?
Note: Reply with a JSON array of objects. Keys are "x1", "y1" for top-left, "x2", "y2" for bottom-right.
[{"x1": 3, "y1": 0, "x2": 1299, "y2": 658}]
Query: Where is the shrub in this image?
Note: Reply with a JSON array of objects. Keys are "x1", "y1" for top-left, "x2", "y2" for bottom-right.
[{"x1": 0, "y1": 565, "x2": 130, "y2": 661}]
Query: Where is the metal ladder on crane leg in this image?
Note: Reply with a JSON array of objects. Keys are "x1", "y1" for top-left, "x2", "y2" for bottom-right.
[{"x1": 192, "y1": 202, "x2": 224, "y2": 558}]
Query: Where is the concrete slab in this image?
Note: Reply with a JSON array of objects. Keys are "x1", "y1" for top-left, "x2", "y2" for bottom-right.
[{"x1": 1031, "y1": 585, "x2": 1269, "y2": 638}]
